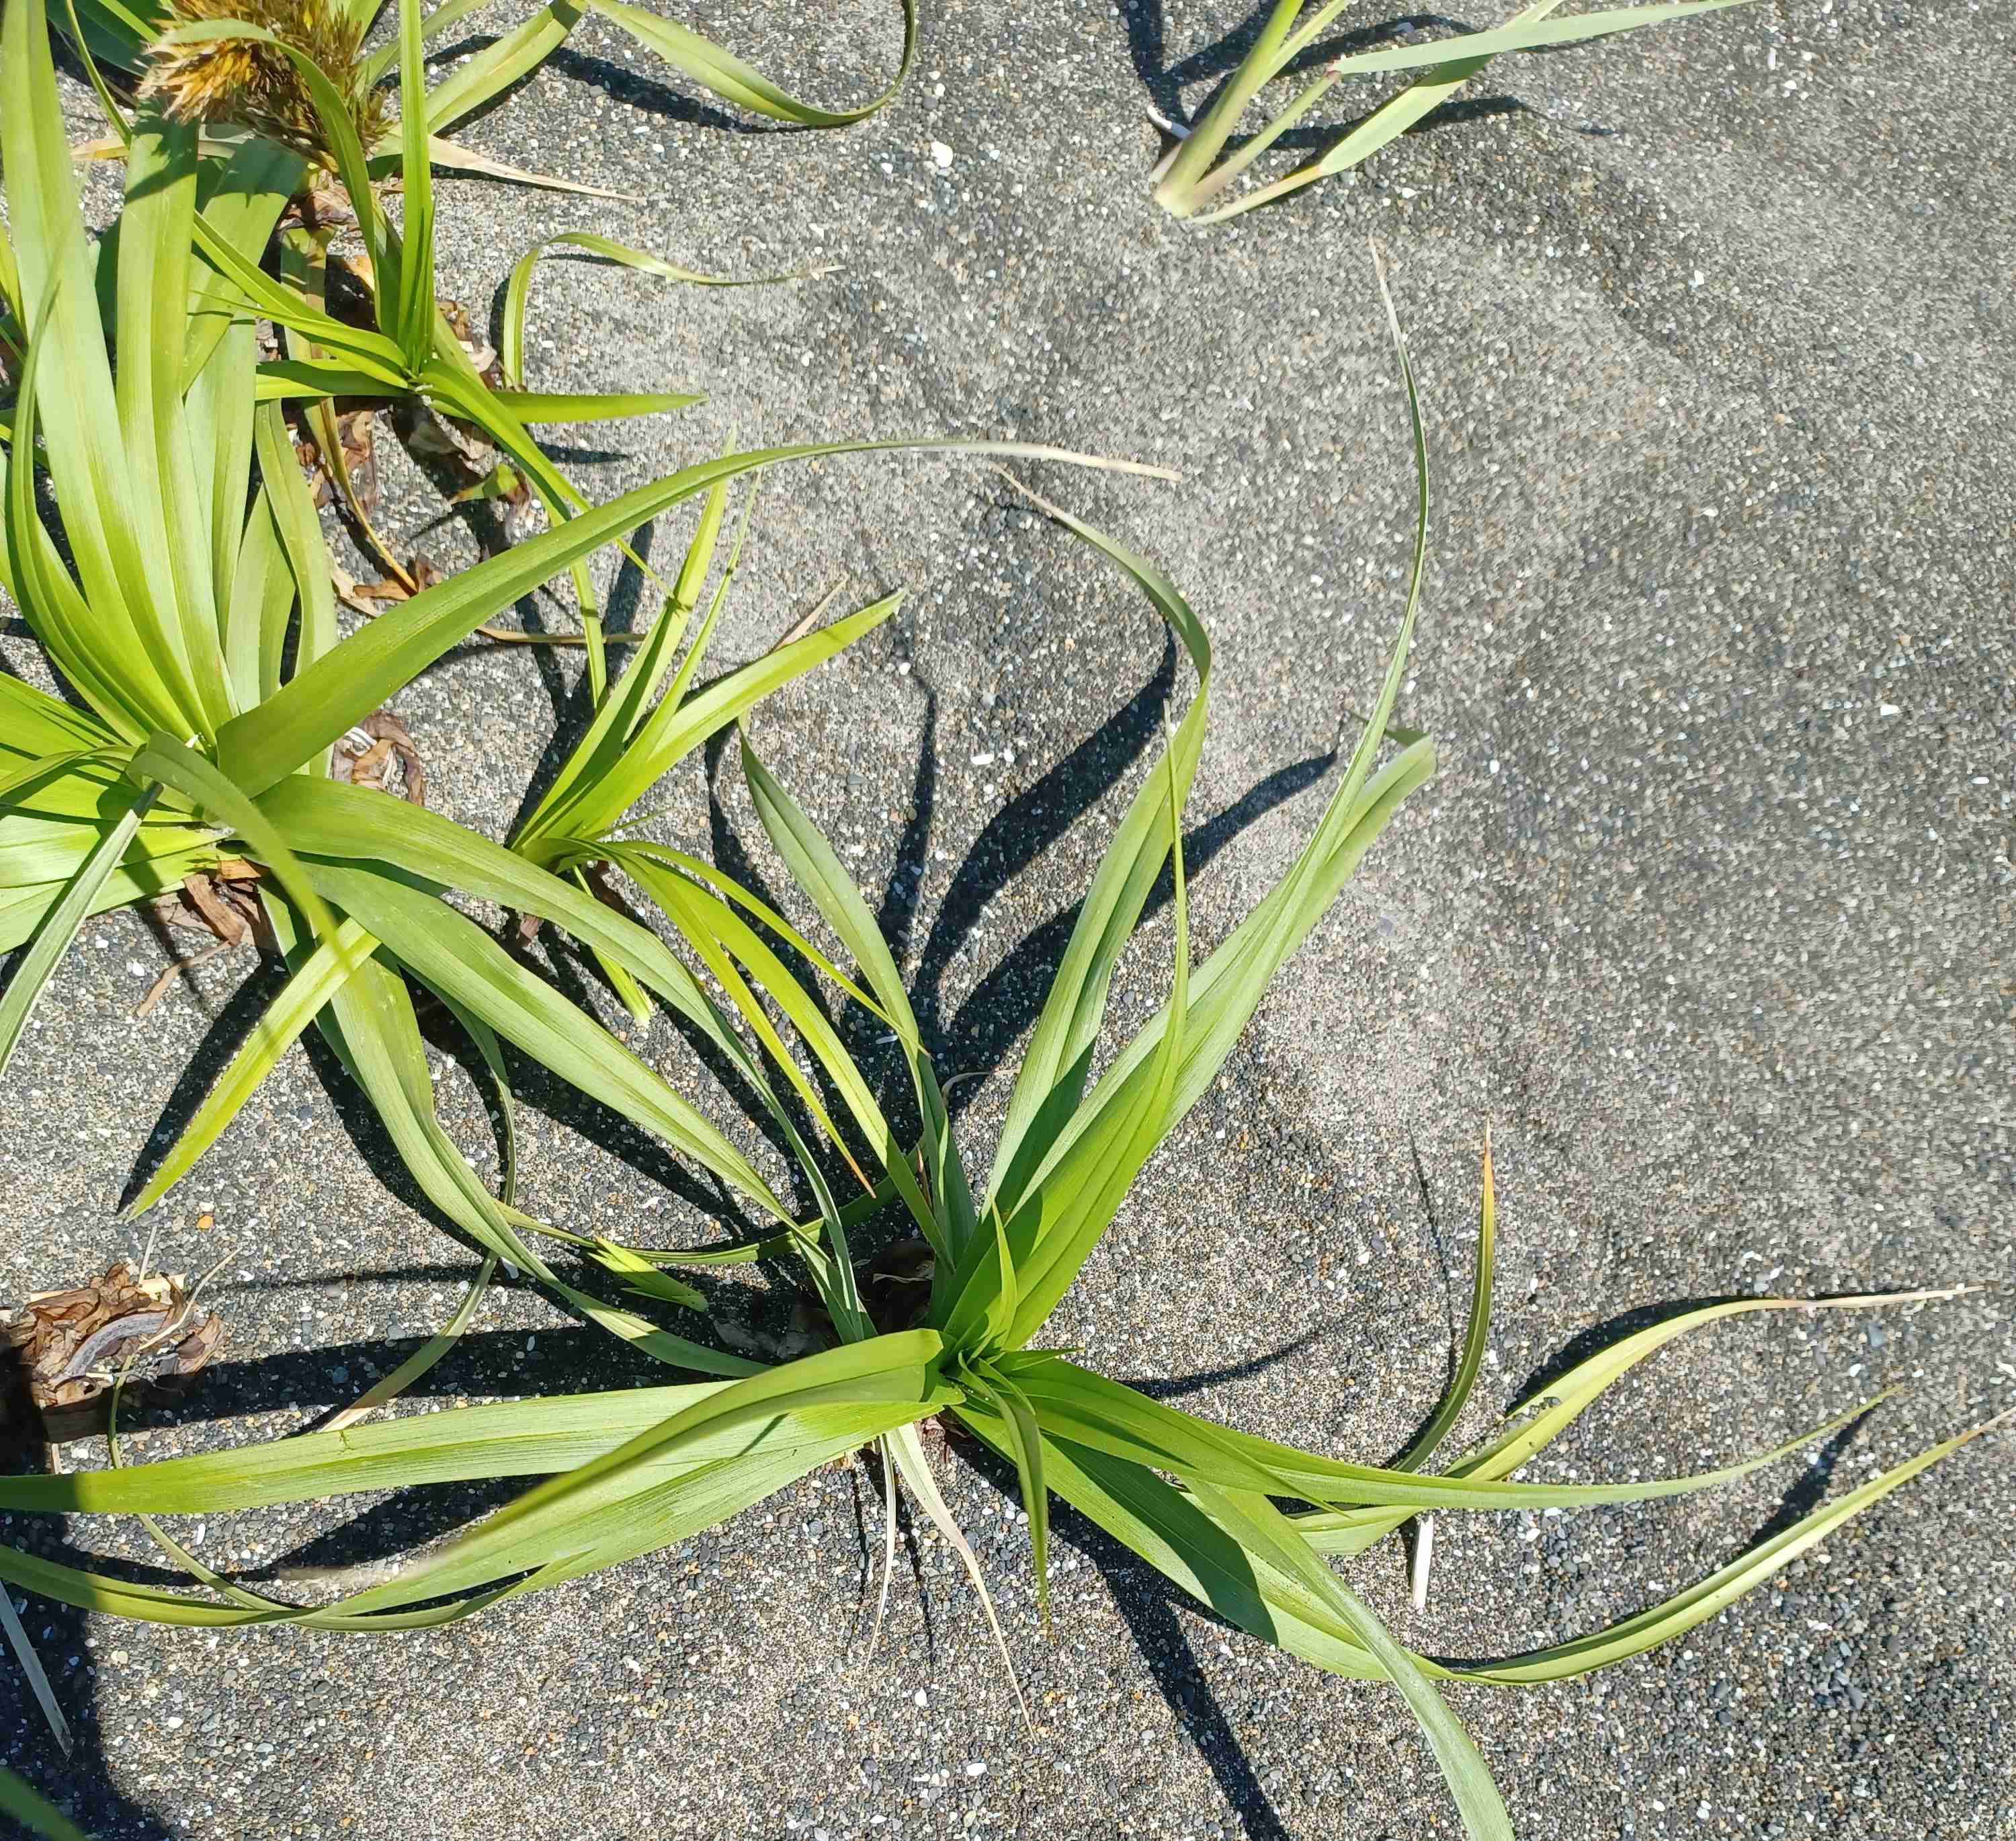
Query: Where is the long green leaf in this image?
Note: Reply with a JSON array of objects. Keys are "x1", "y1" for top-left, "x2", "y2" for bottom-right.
[
  {"x1": 539, "y1": 594, "x2": 900, "y2": 857},
  {"x1": 1152, "y1": 0, "x2": 1303, "y2": 212},
  {"x1": 501, "y1": 229, "x2": 826, "y2": 388},
  {"x1": 739, "y1": 731, "x2": 958, "y2": 1258},
  {"x1": 0, "y1": 362, "x2": 150, "y2": 739},
  {"x1": 252, "y1": 401, "x2": 337, "y2": 693},
  {"x1": 1008, "y1": 1354, "x2": 1880, "y2": 1516},
  {"x1": 1190, "y1": 0, "x2": 1565, "y2": 221},
  {"x1": 610, "y1": 849, "x2": 868, "y2": 1178},
  {"x1": 392, "y1": 0, "x2": 434, "y2": 366},
  {"x1": 129, "y1": 735, "x2": 339, "y2": 942},
  {"x1": 126, "y1": 915, "x2": 379, "y2": 1216},
  {"x1": 221, "y1": 487, "x2": 293, "y2": 710},
  {"x1": 0, "y1": 781, "x2": 155, "y2": 1079},
  {"x1": 1195, "y1": 1479, "x2": 1510, "y2": 1841},
  {"x1": 114, "y1": 118, "x2": 235, "y2": 737},
  {"x1": 186, "y1": 316, "x2": 258, "y2": 669},
  {"x1": 1, "y1": 0, "x2": 193, "y2": 739},
  {"x1": 984, "y1": 488, "x2": 1213, "y2": 1214},
  {"x1": 259, "y1": 771, "x2": 868, "y2": 1267},
  {"x1": 979, "y1": 1401, "x2": 2001, "y2": 1700},
  {"x1": 513, "y1": 482, "x2": 730, "y2": 846},
  {"x1": 183, "y1": 137, "x2": 303, "y2": 385},
  {"x1": 418, "y1": 0, "x2": 581, "y2": 137},
  {"x1": 964, "y1": 1360, "x2": 1052, "y2": 1627},
  {"x1": 298, "y1": 856, "x2": 795, "y2": 1224},
  {"x1": 1430, "y1": 1413, "x2": 2007, "y2": 1684},
  {"x1": 0, "y1": 845, "x2": 222, "y2": 956},
  {"x1": 960, "y1": 714, "x2": 1191, "y2": 1351},
  {"x1": 1317, "y1": 0, "x2": 1748, "y2": 79},
  {"x1": 0, "y1": 1767, "x2": 92, "y2": 1841},
  {"x1": 1164, "y1": 0, "x2": 1751, "y2": 220},
  {"x1": 0, "y1": 1549, "x2": 71, "y2": 1756},
  {"x1": 493, "y1": 389, "x2": 704, "y2": 423},
  {"x1": 190, "y1": 209, "x2": 409, "y2": 382},
  {"x1": 1391, "y1": 1127, "x2": 1496, "y2": 1473},
  {"x1": 997, "y1": 260, "x2": 1430, "y2": 1261},
  {"x1": 216, "y1": 436, "x2": 1173, "y2": 798},
  {"x1": 0, "y1": 676, "x2": 121, "y2": 760},
  {"x1": 331, "y1": 1329, "x2": 950, "y2": 1612},
  {"x1": 261, "y1": 889, "x2": 758, "y2": 1377}
]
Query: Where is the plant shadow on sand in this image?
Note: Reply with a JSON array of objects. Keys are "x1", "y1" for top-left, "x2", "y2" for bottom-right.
[
  {"x1": 2, "y1": 622, "x2": 1890, "y2": 1839},
  {"x1": 3, "y1": 1290, "x2": 1879, "y2": 1841}
]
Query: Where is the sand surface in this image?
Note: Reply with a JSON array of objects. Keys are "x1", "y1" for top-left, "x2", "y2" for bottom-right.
[{"x1": 3, "y1": 1, "x2": 2012, "y2": 1836}]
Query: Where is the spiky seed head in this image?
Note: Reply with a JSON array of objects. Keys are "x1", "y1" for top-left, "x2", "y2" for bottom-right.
[{"x1": 140, "y1": 0, "x2": 390, "y2": 169}]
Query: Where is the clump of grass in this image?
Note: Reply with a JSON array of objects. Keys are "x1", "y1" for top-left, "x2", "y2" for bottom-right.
[
  {"x1": 0, "y1": 0, "x2": 1165, "y2": 1388},
  {"x1": 0, "y1": 248, "x2": 1994, "y2": 1841},
  {"x1": 1153, "y1": 0, "x2": 1752, "y2": 223},
  {"x1": 140, "y1": 0, "x2": 388, "y2": 167}
]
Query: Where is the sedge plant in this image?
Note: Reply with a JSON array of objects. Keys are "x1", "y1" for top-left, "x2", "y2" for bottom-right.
[
  {"x1": 62, "y1": 0, "x2": 747, "y2": 696},
  {"x1": 0, "y1": 258, "x2": 1994, "y2": 1841},
  {"x1": 1153, "y1": 0, "x2": 1751, "y2": 223},
  {"x1": 69, "y1": 0, "x2": 917, "y2": 192},
  {"x1": 0, "y1": 0, "x2": 1163, "y2": 1377}
]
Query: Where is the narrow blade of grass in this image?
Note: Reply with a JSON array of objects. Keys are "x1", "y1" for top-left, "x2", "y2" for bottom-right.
[
  {"x1": 126, "y1": 915, "x2": 380, "y2": 1216},
  {"x1": 0, "y1": 782, "x2": 156, "y2": 1081},
  {"x1": 1390, "y1": 1125, "x2": 1497, "y2": 1473}
]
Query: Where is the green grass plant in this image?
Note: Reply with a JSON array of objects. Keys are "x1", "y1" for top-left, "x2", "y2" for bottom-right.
[
  {"x1": 75, "y1": 0, "x2": 915, "y2": 192},
  {"x1": 0, "y1": 245, "x2": 1992, "y2": 1841},
  {"x1": 1153, "y1": 0, "x2": 1751, "y2": 223},
  {"x1": 0, "y1": 0, "x2": 1161, "y2": 1375}
]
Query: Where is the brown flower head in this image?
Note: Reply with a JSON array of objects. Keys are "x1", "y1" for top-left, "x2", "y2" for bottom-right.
[{"x1": 140, "y1": 0, "x2": 389, "y2": 169}]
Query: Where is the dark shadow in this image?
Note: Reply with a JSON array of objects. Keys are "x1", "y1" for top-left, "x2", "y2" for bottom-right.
[
  {"x1": 875, "y1": 690, "x2": 939, "y2": 985},
  {"x1": 1402, "y1": 93, "x2": 1530, "y2": 133},
  {"x1": 0, "y1": 1398, "x2": 164, "y2": 1838},
  {"x1": 1116, "y1": 1324, "x2": 1330, "y2": 1401},
  {"x1": 536, "y1": 44, "x2": 763, "y2": 134},
  {"x1": 1742, "y1": 1412, "x2": 1867, "y2": 1547},
  {"x1": 118, "y1": 948, "x2": 293, "y2": 1213},
  {"x1": 1099, "y1": 1547, "x2": 1294, "y2": 1841},
  {"x1": 1165, "y1": 88, "x2": 1534, "y2": 171},
  {"x1": 911, "y1": 633, "x2": 1176, "y2": 1063},
  {"x1": 951, "y1": 1430, "x2": 1294, "y2": 1841}
]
